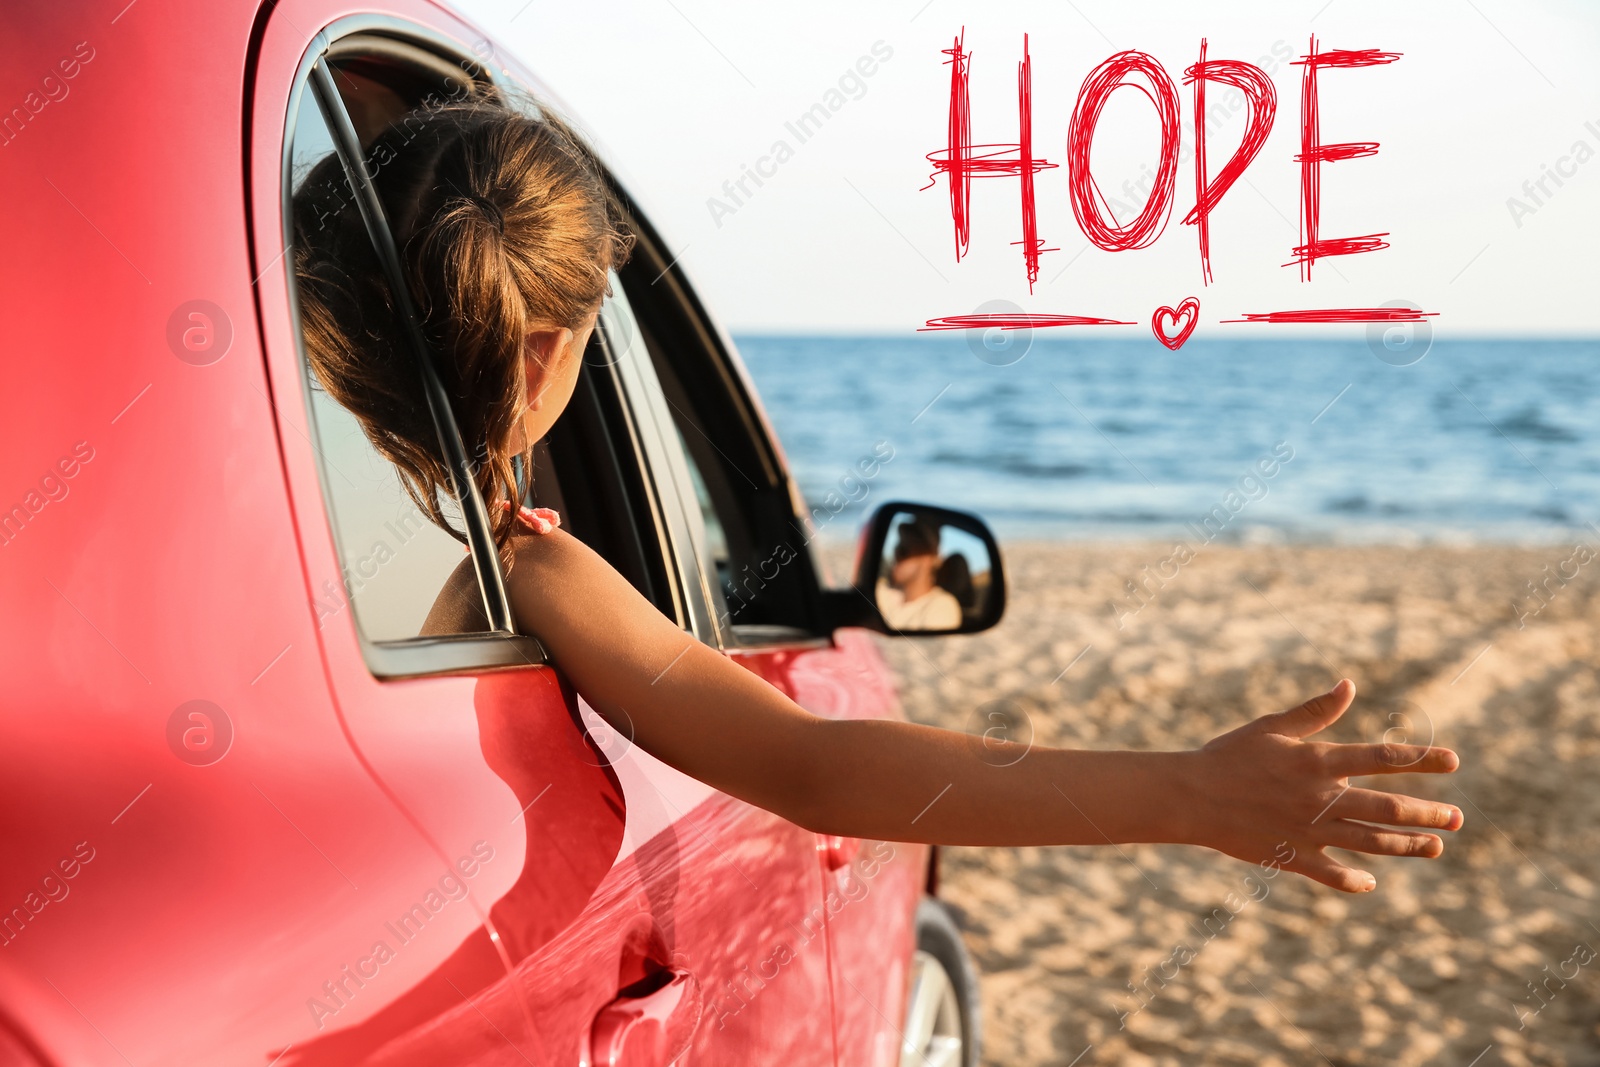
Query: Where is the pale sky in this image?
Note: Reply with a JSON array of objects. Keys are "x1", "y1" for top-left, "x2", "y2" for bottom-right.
[{"x1": 453, "y1": 0, "x2": 1600, "y2": 335}]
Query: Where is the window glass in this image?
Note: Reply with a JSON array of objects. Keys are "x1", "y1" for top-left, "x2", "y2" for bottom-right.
[
  {"x1": 288, "y1": 80, "x2": 486, "y2": 643},
  {"x1": 673, "y1": 421, "x2": 732, "y2": 590}
]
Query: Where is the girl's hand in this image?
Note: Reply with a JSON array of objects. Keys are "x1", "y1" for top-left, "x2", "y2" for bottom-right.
[{"x1": 1177, "y1": 680, "x2": 1463, "y2": 893}]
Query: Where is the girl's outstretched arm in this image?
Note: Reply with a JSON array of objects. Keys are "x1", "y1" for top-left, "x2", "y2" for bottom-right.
[{"x1": 508, "y1": 530, "x2": 1462, "y2": 893}]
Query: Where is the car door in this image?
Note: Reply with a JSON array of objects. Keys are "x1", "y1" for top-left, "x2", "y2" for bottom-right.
[
  {"x1": 0, "y1": 5, "x2": 512, "y2": 1063},
  {"x1": 614, "y1": 223, "x2": 933, "y2": 1067},
  {"x1": 251, "y1": 7, "x2": 836, "y2": 1064}
]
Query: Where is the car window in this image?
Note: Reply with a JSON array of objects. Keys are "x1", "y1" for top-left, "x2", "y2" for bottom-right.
[
  {"x1": 282, "y1": 36, "x2": 681, "y2": 673},
  {"x1": 288, "y1": 74, "x2": 482, "y2": 643},
  {"x1": 618, "y1": 252, "x2": 827, "y2": 641}
]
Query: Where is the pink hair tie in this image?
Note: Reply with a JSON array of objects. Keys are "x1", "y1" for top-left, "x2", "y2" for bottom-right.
[{"x1": 495, "y1": 499, "x2": 561, "y2": 535}]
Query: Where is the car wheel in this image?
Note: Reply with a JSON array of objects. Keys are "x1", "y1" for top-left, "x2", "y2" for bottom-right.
[{"x1": 901, "y1": 897, "x2": 981, "y2": 1067}]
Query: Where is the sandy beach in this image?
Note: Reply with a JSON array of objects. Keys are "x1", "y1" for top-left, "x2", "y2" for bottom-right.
[{"x1": 856, "y1": 542, "x2": 1600, "y2": 1067}]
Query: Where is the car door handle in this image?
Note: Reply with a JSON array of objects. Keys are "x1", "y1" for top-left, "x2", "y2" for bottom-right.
[
  {"x1": 816, "y1": 834, "x2": 861, "y2": 871},
  {"x1": 582, "y1": 969, "x2": 701, "y2": 1067}
]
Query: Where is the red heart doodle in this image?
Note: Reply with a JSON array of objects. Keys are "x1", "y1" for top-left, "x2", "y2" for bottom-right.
[{"x1": 1151, "y1": 297, "x2": 1200, "y2": 350}]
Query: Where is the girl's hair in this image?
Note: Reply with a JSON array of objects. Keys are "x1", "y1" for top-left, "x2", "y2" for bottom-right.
[{"x1": 292, "y1": 89, "x2": 633, "y2": 560}]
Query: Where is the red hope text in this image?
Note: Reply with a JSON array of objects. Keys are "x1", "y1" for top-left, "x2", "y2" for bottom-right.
[{"x1": 926, "y1": 32, "x2": 1402, "y2": 289}]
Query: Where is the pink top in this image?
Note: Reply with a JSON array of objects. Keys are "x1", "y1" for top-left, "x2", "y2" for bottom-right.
[
  {"x1": 473, "y1": 501, "x2": 560, "y2": 544},
  {"x1": 504, "y1": 502, "x2": 561, "y2": 535}
]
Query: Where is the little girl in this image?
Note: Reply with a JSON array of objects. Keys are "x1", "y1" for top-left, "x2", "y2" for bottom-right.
[{"x1": 294, "y1": 91, "x2": 1462, "y2": 896}]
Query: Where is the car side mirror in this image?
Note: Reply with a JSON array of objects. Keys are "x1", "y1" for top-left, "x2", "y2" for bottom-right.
[{"x1": 826, "y1": 502, "x2": 1007, "y2": 636}]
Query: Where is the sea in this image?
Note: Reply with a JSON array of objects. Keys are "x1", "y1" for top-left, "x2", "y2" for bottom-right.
[{"x1": 734, "y1": 335, "x2": 1600, "y2": 547}]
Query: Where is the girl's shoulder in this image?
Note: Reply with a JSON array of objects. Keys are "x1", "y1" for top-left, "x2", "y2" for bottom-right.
[{"x1": 419, "y1": 507, "x2": 564, "y2": 636}]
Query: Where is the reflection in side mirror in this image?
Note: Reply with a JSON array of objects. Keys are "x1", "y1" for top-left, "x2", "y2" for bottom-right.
[{"x1": 851, "y1": 502, "x2": 1006, "y2": 636}]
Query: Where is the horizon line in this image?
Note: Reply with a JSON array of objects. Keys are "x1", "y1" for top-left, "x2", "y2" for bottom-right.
[{"x1": 728, "y1": 328, "x2": 1600, "y2": 341}]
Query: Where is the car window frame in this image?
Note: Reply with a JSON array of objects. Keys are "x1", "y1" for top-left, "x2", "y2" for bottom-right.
[
  {"x1": 616, "y1": 215, "x2": 834, "y2": 650},
  {"x1": 278, "y1": 18, "x2": 697, "y2": 678},
  {"x1": 592, "y1": 275, "x2": 727, "y2": 646}
]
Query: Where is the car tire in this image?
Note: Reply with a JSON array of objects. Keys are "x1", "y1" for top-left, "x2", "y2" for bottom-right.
[{"x1": 901, "y1": 897, "x2": 982, "y2": 1067}]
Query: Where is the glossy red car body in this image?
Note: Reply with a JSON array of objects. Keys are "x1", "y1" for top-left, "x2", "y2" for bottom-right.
[{"x1": 0, "y1": 3, "x2": 937, "y2": 1064}]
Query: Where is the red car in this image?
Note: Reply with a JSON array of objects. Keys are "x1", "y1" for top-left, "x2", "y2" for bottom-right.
[{"x1": 1, "y1": 3, "x2": 1006, "y2": 1065}]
